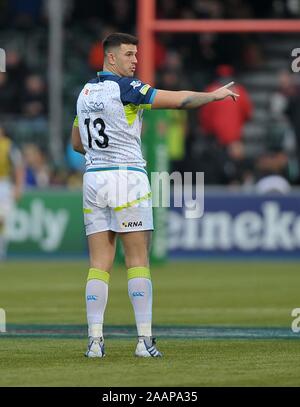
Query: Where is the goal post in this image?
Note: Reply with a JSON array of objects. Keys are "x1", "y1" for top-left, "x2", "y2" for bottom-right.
[{"x1": 137, "y1": 0, "x2": 300, "y2": 85}]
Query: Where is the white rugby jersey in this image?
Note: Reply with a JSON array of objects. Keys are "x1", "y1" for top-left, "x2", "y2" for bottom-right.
[{"x1": 75, "y1": 71, "x2": 157, "y2": 170}]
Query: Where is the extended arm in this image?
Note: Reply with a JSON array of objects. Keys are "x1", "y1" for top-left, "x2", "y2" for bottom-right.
[{"x1": 152, "y1": 82, "x2": 239, "y2": 110}]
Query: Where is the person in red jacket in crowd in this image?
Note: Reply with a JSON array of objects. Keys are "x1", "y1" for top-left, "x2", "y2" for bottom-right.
[
  {"x1": 197, "y1": 65, "x2": 254, "y2": 185},
  {"x1": 198, "y1": 64, "x2": 253, "y2": 146}
]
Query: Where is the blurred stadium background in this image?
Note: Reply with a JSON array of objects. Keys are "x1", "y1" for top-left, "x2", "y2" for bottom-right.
[{"x1": 1, "y1": 0, "x2": 300, "y2": 387}]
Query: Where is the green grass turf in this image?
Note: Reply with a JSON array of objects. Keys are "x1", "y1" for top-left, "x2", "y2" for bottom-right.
[
  {"x1": 1, "y1": 260, "x2": 300, "y2": 386},
  {"x1": 0, "y1": 261, "x2": 299, "y2": 326},
  {"x1": 1, "y1": 338, "x2": 300, "y2": 386}
]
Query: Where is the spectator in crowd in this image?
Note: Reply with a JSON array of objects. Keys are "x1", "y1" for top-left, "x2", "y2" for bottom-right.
[
  {"x1": 188, "y1": 135, "x2": 254, "y2": 185},
  {"x1": 18, "y1": 74, "x2": 48, "y2": 142},
  {"x1": 6, "y1": 49, "x2": 28, "y2": 84},
  {"x1": 194, "y1": 33, "x2": 218, "y2": 73},
  {"x1": 255, "y1": 149, "x2": 289, "y2": 179},
  {"x1": 49, "y1": 167, "x2": 69, "y2": 187},
  {"x1": 157, "y1": 0, "x2": 180, "y2": 19},
  {"x1": 106, "y1": 0, "x2": 136, "y2": 33},
  {"x1": 270, "y1": 70, "x2": 299, "y2": 119},
  {"x1": 153, "y1": 36, "x2": 168, "y2": 70},
  {"x1": 22, "y1": 143, "x2": 50, "y2": 188},
  {"x1": 250, "y1": 0, "x2": 275, "y2": 18},
  {"x1": 0, "y1": 50, "x2": 28, "y2": 114},
  {"x1": 255, "y1": 160, "x2": 292, "y2": 194},
  {"x1": 269, "y1": 70, "x2": 300, "y2": 183},
  {"x1": 223, "y1": 0, "x2": 253, "y2": 18},
  {"x1": 222, "y1": 140, "x2": 254, "y2": 186},
  {"x1": 286, "y1": 80, "x2": 300, "y2": 182},
  {"x1": 0, "y1": 1, "x2": 8, "y2": 27},
  {"x1": 0, "y1": 73, "x2": 20, "y2": 114},
  {"x1": 254, "y1": 123, "x2": 292, "y2": 190},
  {"x1": 196, "y1": 64, "x2": 253, "y2": 184},
  {"x1": 20, "y1": 74, "x2": 47, "y2": 118},
  {"x1": 6, "y1": 48, "x2": 29, "y2": 107},
  {"x1": 8, "y1": 0, "x2": 43, "y2": 28},
  {"x1": 270, "y1": 0, "x2": 300, "y2": 17},
  {"x1": 69, "y1": 0, "x2": 99, "y2": 21},
  {"x1": 0, "y1": 48, "x2": 28, "y2": 114},
  {"x1": 255, "y1": 175, "x2": 291, "y2": 194},
  {"x1": 198, "y1": 64, "x2": 253, "y2": 146},
  {"x1": 193, "y1": 0, "x2": 224, "y2": 18},
  {"x1": 240, "y1": 39, "x2": 265, "y2": 70}
]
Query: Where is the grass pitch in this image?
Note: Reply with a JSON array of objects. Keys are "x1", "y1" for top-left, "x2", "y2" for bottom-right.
[{"x1": 1, "y1": 260, "x2": 300, "y2": 386}]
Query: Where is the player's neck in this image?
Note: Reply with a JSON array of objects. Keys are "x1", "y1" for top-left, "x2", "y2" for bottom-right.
[{"x1": 102, "y1": 65, "x2": 121, "y2": 76}]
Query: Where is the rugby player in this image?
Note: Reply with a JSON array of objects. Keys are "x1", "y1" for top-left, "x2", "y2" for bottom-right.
[{"x1": 72, "y1": 32, "x2": 238, "y2": 358}]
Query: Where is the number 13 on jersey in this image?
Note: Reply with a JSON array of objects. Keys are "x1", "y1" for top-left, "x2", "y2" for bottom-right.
[{"x1": 84, "y1": 117, "x2": 109, "y2": 149}]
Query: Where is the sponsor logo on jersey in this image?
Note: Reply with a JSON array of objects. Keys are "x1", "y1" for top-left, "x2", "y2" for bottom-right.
[
  {"x1": 84, "y1": 88, "x2": 103, "y2": 96},
  {"x1": 130, "y1": 80, "x2": 142, "y2": 89},
  {"x1": 88, "y1": 101, "x2": 105, "y2": 111},
  {"x1": 139, "y1": 84, "x2": 150, "y2": 95},
  {"x1": 122, "y1": 221, "x2": 143, "y2": 228},
  {"x1": 81, "y1": 109, "x2": 104, "y2": 113},
  {"x1": 89, "y1": 88, "x2": 103, "y2": 94}
]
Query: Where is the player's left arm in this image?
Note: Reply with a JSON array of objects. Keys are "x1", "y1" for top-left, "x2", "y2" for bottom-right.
[
  {"x1": 71, "y1": 117, "x2": 85, "y2": 155},
  {"x1": 119, "y1": 78, "x2": 238, "y2": 111},
  {"x1": 152, "y1": 82, "x2": 239, "y2": 109}
]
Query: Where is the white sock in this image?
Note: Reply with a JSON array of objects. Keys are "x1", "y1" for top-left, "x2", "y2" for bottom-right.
[
  {"x1": 128, "y1": 277, "x2": 152, "y2": 337},
  {"x1": 86, "y1": 279, "x2": 108, "y2": 338}
]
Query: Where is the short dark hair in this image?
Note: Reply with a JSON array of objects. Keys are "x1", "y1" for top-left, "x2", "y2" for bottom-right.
[{"x1": 103, "y1": 33, "x2": 138, "y2": 54}]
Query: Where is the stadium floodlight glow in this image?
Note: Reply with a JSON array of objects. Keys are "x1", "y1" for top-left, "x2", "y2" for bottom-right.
[{"x1": 137, "y1": 0, "x2": 300, "y2": 85}]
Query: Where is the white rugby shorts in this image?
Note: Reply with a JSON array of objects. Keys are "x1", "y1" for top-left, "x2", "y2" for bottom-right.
[{"x1": 83, "y1": 167, "x2": 153, "y2": 235}]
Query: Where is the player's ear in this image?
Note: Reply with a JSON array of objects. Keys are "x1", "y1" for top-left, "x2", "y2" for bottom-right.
[{"x1": 106, "y1": 51, "x2": 116, "y2": 66}]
